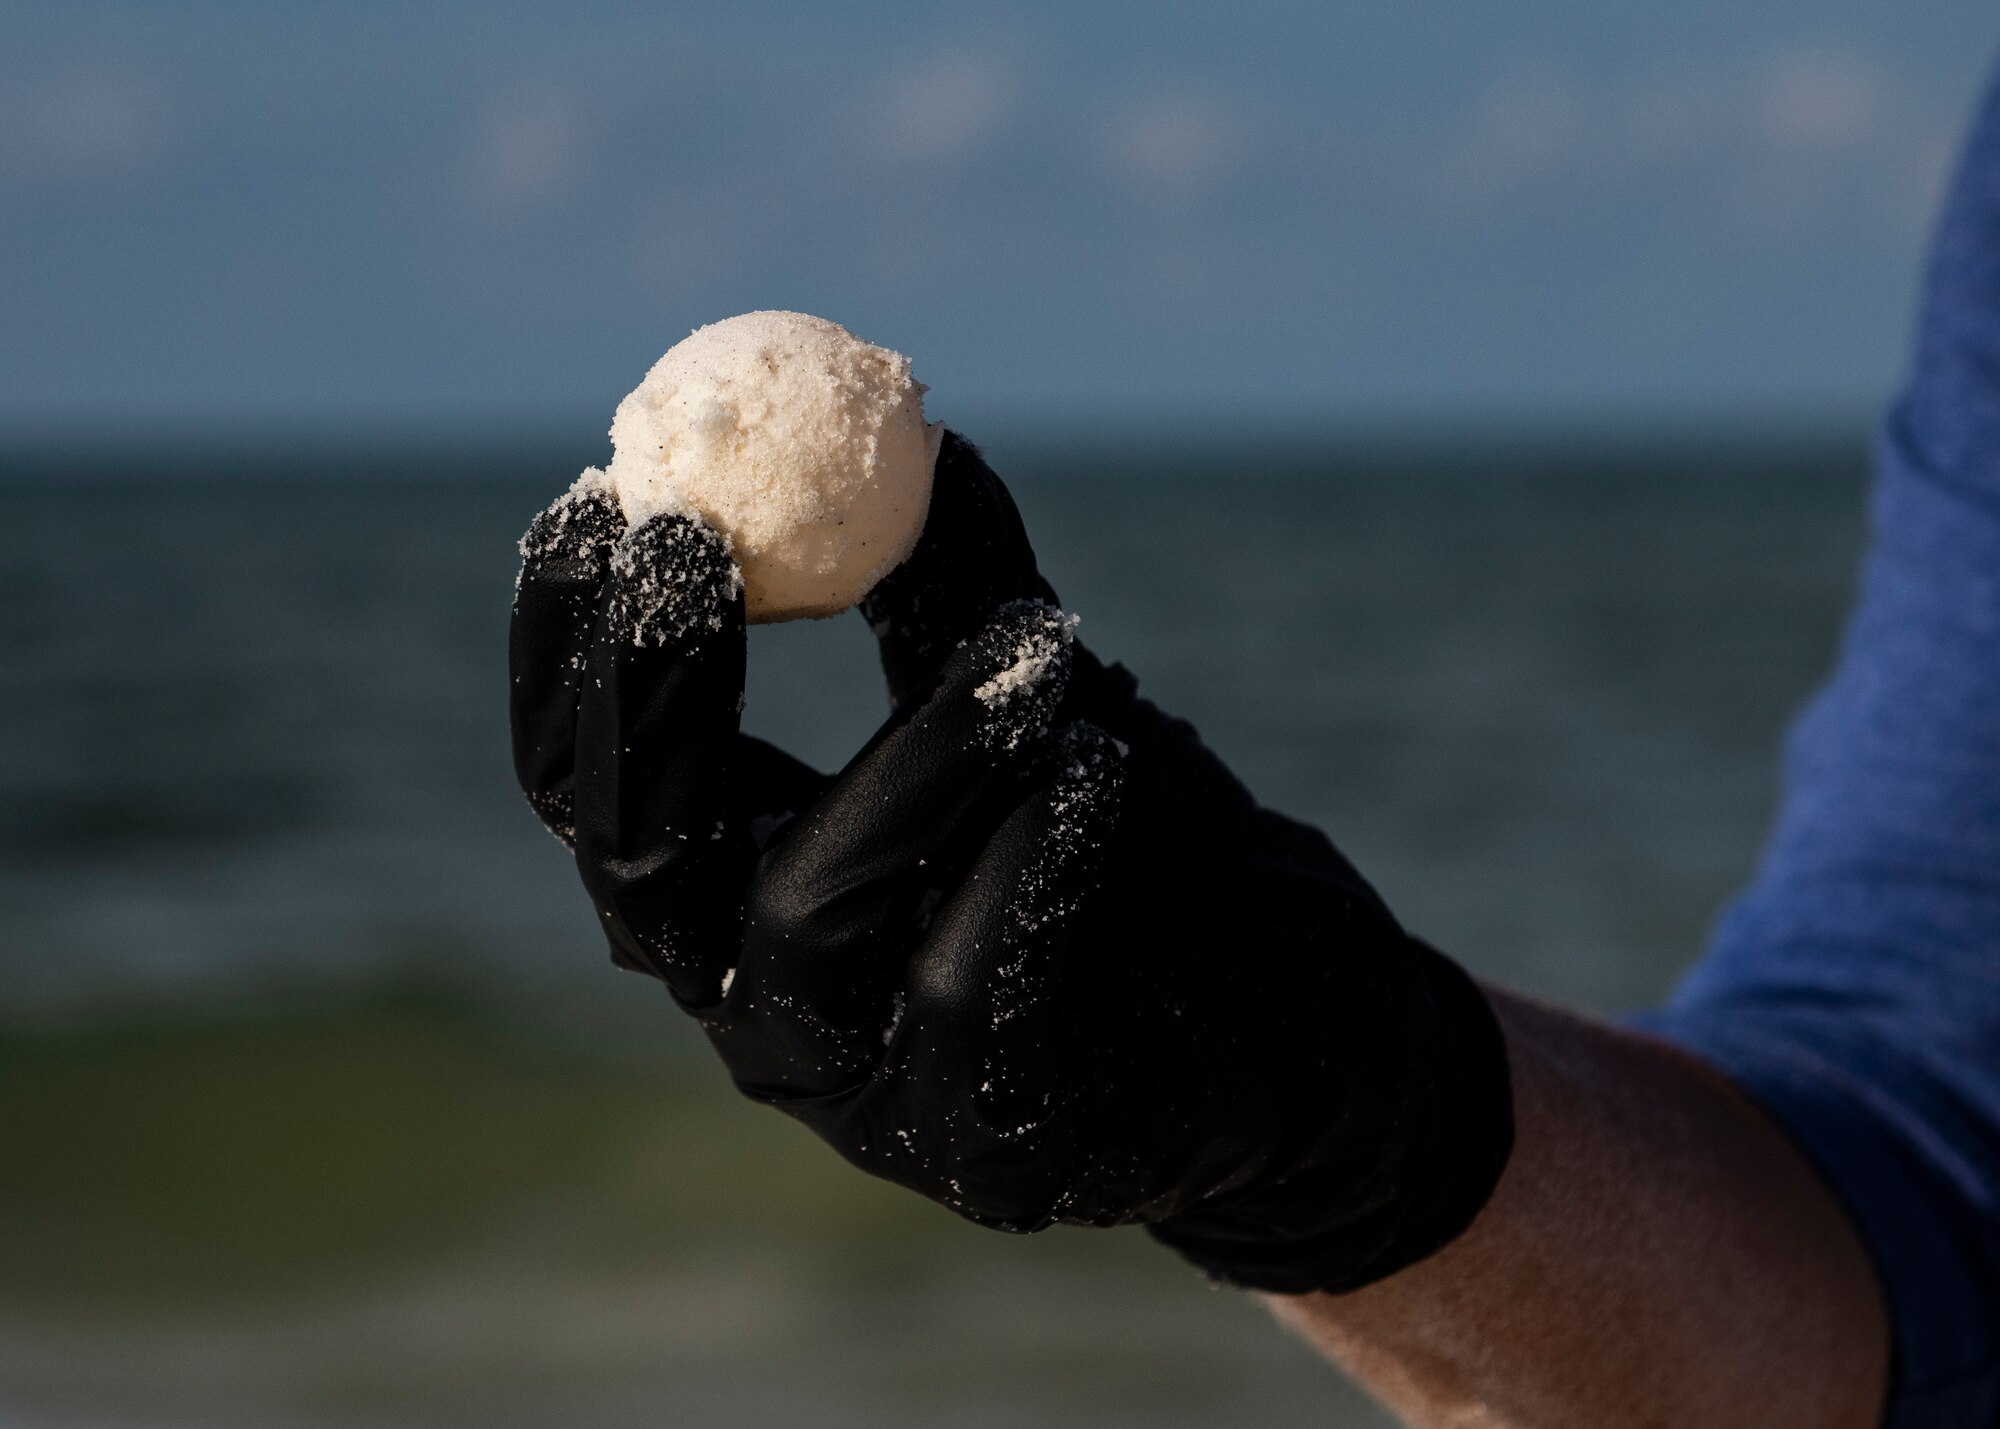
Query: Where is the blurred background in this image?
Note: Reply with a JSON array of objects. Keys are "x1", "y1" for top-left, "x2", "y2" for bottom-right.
[{"x1": 4, "y1": 3, "x2": 1995, "y2": 1426}]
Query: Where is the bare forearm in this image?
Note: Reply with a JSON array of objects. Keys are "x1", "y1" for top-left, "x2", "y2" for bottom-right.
[{"x1": 1268, "y1": 992, "x2": 1888, "y2": 1429}]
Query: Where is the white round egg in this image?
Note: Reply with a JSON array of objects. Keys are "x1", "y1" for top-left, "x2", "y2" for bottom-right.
[{"x1": 601, "y1": 310, "x2": 943, "y2": 623}]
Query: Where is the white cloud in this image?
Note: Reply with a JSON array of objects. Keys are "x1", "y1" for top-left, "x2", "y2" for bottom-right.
[
  {"x1": 869, "y1": 53, "x2": 1018, "y2": 166},
  {"x1": 1427, "y1": 42, "x2": 1945, "y2": 232},
  {"x1": 1431, "y1": 67, "x2": 1590, "y2": 199},
  {"x1": 466, "y1": 88, "x2": 587, "y2": 212},
  {"x1": 1731, "y1": 46, "x2": 1924, "y2": 230},
  {"x1": 1476, "y1": 69, "x2": 1589, "y2": 175},
  {"x1": 1, "y1": 67, "x2": 170, "y2": 181},
  {"x1": 1102, "y1": 94, "x2": 1249, "y2": 204},
  {"x1": 1760, "y1": 45, "x2": 1884, "y2": 149}
]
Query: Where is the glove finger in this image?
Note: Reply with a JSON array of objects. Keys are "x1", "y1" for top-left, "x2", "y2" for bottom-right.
[
  {"x1": 860, "y1": 430, "x2": 1061, "y2": 710},
  {"x1": 714, "y1": 598, "x2": 1078, "y2": 1098},
  {"x1": 508, "y1": 473, "x2": 623, "y2": 846},
  {"x1": 801, "y1": 722, "x2": 1127, "y2": 1232},
  {"x1": 572, "y1": 510, "x2": 751, "y2": 1006}
]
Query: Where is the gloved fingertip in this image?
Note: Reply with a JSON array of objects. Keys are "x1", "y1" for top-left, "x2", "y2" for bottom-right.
[
  {"x1": 519, "y1": 470, "x2": 624, "y2": 584},
  {"x1": 607, "y1": 511, "x2": 744, "y2": 647},
  {"x1": 860, "y1": 432, "x2": 1056, "y2": 699},
  {"x1": 1051, "y1": 719, "x2": 1128, "y2": 783},
  {"x1": 966, "y1": 599, "x2": 1080, "y2": 753}
]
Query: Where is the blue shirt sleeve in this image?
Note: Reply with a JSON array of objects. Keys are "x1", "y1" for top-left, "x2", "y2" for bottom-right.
[{"x1": 1635, "y1": 65, "x2": 2000, "y2": 1429}]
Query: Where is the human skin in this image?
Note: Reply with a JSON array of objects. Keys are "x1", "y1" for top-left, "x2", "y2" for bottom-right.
[{"x1": 1266, "y1": 991, "x2": 1889, "y2": 1429}]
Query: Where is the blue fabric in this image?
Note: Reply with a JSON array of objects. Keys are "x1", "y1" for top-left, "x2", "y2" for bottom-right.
[{"x1": 1635, "y1": 66, "x2": 2000, "y2": 1429}]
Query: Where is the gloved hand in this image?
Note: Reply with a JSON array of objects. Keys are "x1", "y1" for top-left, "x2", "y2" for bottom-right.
[{"x1": 508, "y1": 433, "x2": 1513, "y2": 1294}]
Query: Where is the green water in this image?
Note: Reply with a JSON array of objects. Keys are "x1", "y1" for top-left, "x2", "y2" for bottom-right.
[
  {"x1": 0, "y1": 988, "x2": 1381, "y2": 1428},
  {"x1": 0, "y1": 430, "x2": 1871, "y2": 1426}
]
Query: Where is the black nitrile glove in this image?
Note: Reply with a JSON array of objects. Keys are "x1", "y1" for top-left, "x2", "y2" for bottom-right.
[{"x1": 508, "y1": 433, "x2": 1512, "y2": 1295}]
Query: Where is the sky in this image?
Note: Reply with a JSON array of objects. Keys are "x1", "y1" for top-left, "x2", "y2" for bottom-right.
[{"x1": 4, "y1": 1, "x2": 1999, "y2": 435}]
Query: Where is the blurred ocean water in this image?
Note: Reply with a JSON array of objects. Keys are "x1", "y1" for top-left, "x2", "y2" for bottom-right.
[
  {"x1": 0, "y1": 431, "x2": 1868, "y2": 1019},
  {"x1": 0, "y1": 431, "x2": 1869, "y2": 1427}
]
